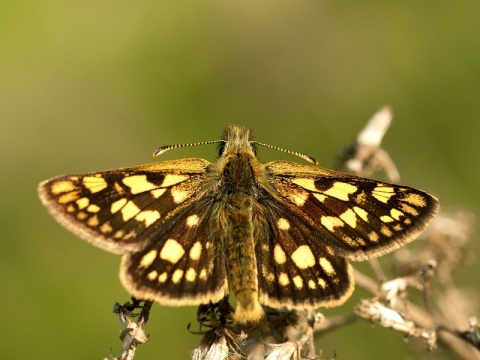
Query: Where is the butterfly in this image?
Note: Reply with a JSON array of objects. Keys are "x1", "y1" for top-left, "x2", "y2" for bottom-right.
[{"x1": 38, "y1": 124, "x2": 439, "y2": 323}]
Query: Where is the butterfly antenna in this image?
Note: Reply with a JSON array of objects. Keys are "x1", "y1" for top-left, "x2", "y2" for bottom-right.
[
  {"x1": 153, "y1": 140, "x2": 223, "y2": 157},
  {"x1": 252, "y1": 141, "x2": 318, "y2": 165}
]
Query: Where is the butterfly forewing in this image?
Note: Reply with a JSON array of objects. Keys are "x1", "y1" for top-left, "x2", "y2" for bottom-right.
[
  {"x1": 265, "y1": 160, "x2": 439, "y2": 261},
  {"x1": 38, "y1": 158, "x2": 210, "y2": 254}
]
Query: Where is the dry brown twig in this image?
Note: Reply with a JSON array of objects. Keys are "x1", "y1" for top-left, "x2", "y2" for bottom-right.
[
  {"x1": 106, "y1": 298, "x2": 152, "y2": 360},
  {"x1": 106, "y1": 106, "x2": 478, "y2": 359}
]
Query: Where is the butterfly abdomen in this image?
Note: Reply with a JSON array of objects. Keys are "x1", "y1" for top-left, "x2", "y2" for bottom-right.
[{"x1": 217, "y1": 150, "x2": 265, "y2": 323}]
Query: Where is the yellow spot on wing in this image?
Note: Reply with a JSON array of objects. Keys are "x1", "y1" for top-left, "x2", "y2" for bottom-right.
[
  {"x1": 114, "y1": 182, "x2": 124, "y2": 195},
  {"x1": 189, "y1": 241, "x2": 202, "y2": 261},
  {"x1": 339, "y1": 208, "x2": 358, "y2": 228},
  {"x1": 292, "y1": 178, "x2": 317, "y2": 192},
  {"x1": 313, "y1": 193, "x2": 327, "y2": 203},
  {"x1": 355, "y1": 191, "x2": 368, "y2": 205},
  {"x1": 51, "y1": 180, "x2": 76, "y2": 195},
  {"x1": 390, "y1": 208, "x2": 404, "y2": 220},
  {"x1": 353, "y1": 206, "x2": 369, "y2": 222},
  {"x1": 151, "y1": 188, "x2": 166, "y2": 198},
  {"x1": 83, "y1": 176, "x2": 108, "y2": 193},
  {"x1": 160, "y1": 239, "x2": 185, "y2": 264},
  {"x1": 161, "y1": 174, "x2": 189, "y2": 188},
  {"x1": 122, "y1": 175, "x2": 157, "y2": 194},
  {"x1": 121, "y1": 201, "x2": 140, "y2": 221},
  {"x1": 111, "y1": 198, "x2": 127, "y2": 213},
  {"x1": 58, "y1": 192, "x2": 80, "y2": 204},
  {"x1": 368, "y1": 231, "x2": 379, "y2": 242},
  {"x1": 171, "y1": 269, "x2": 184, "y2": 284},
  {"x1": 277, "y1": 218, "x2": 290, "y2": 230},
  {"x1": 356, "y1": 237, "x2": 367, "y2": 246},
  {"x1": 114, "y1": 230, "x2": 125, "y2": 239},
  {"x1": 401, "y1": 203, "x2": 419, "y2": 216},
  {"x1": 266, "y1": 272, "x2": 275, "y2": 283},
  {"x1": 291, "y1": 245, "x2": 315, "y2": 269},
  {"x1": 290, "y1": 190, "x2": 308, "y2": 206},
  {"x1": 185, "y1": 268, "x2": 196, "y2": 282},
  {"x1": 139, "y1": 250, "x2": 157, "y2": 268},
  {"x1": 171, "y1": 188, "x2": 191, "y2": 204},
  {"x1": 76, "y1": 197, "x2": 90, "y2": 209},
  {"x1": 135, "y1": 210, "x2": 160, "y2": 227},
  {"x1": 292, "y1": 275, "x2": 303, "y2": 289},
  {"x1": 380, "y1": 225, "x2": 393, "y2": 237},
  {"x1": 278, "y1": 273, "x2": 290, "y2": 286},
  {"x1": 319, "y1": 257, "x2": 335, "y2": 275},
  {"x1": 147, "y1": 270, "x2": 158, "y2": 281},
  {"x1": 380, "y1": 215, "x2": 394, "y2": 223},
  {"x1": 186, "y1": 214, "x2": 199, "y2": 227},
  {"x1": 342, "y1": 235, "x2": 359, "y2": 247},
  {"x1": 318, "y1": 278, "x2": 327, "y2": 289},
  {"x1": 324, "y1": 181, "x2": 358, "y2": 201},
  {"x1": 100, "y1": 222, "x2": 112, "y2": 234},
  {"x1": 404, "y1": 193, "x2": 426, "y2": 207},
  {"x1": 372, "y1": 185, "x2": 395, "y2": 203},
  {"x1": 274, "y1": 245, "x2": 286, "y2": 265},
  {"x1": 158, "y1": 272, "x2": 168, "y2": 283},
  {"x1": 87, "y1": 204, "x2": 100, "y2": 213},
  {"x1": 321, "y1": 216, "x2": 344, "y2": 232},
  {"x1": 87, "y1": 215, "x2": 99, "y2": 227}
]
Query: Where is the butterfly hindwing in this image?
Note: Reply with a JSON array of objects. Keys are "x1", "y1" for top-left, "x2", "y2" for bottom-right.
[
  {"x1": 120, "y1": 198, "x2": 228, "y2": 306},
  {"x1": 255, "y1": 193, "x2": 354, "y2": 309}
]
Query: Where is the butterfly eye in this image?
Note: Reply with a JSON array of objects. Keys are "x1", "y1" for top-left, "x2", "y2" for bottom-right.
[
  {"x1": 218, "y1": 141, "x2": 226, "y2": 157},
  {"x1": 250, "y1": 142, "x2": 257, "y2": 156}
]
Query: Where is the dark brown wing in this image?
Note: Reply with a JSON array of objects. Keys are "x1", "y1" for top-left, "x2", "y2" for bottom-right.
[
  {"x1": 39, "y1": 158, "x2": 228, "y2": 305},
  {"x1": 254, "y1": 160, "x2": 438, "y2": 309}
]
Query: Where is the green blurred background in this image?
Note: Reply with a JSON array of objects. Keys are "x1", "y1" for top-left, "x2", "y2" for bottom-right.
[{"x1": 2, "y1": 1, "x2": 479, "y2": 359}]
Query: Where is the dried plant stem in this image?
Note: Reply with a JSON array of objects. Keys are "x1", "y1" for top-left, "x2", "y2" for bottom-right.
[{"x1": 354, "y1": 268, "x2": 480, "y2": 360}]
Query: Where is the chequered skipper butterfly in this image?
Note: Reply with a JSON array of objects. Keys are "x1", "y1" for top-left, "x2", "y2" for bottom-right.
[{"x1": 38, "y1": 125, "x2": 438, "y2": 323}]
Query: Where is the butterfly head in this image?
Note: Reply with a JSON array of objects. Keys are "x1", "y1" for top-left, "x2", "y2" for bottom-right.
[{"x1": 218, "y1": 125, "x2": 257, "y2": 159}]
